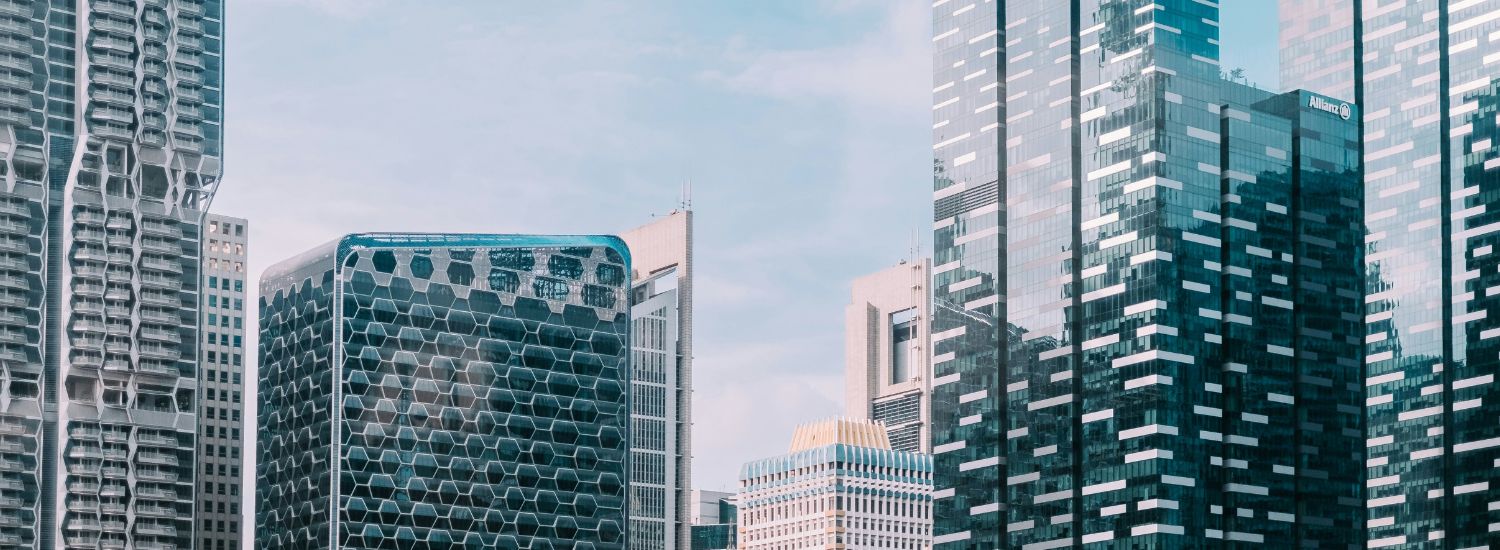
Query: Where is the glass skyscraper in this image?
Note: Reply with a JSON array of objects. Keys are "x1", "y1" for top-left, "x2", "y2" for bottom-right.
[
  {"x1": 256, "y1": 234, "x2": 631, "y2": 550},
  {"x1": 1281, "y1": 1, "x2": 1500, "y2": 548},
  {"x1": 0, "y1": 1, "x2": 223, "y2": 548},
  {"x1": 621, "y1": 210, "x2": 694, "y2": 550},
  {"x1": 931, "y1": 1, "x2": 1363, "y2": 547}
]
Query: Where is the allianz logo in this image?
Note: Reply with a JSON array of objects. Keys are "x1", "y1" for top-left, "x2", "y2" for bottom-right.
[{"x1": 1308, "y1": 95, "x2": 1352, "y2": 120}]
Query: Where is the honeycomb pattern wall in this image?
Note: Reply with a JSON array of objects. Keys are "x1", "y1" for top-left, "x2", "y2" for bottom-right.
[{"x1": 259, "y1": 234, "x2": 631, "y2": 550}]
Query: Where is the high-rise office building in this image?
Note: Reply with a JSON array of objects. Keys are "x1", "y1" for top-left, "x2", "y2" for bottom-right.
[
  {"x1": 622, "y1": 210, "x2": 693, "y2": 550},
  {"x1": 737, "y1": 418, "x2": 931, "y2": 550},
  {"x1": 198, "y1": 213, "x2": 246, "y2": 550},
  {"x1": 845, "y1": 259, "x2": 932, "y2": 453},
  {"x1": 0, "y1": 1, "x2": 223, "y2": 548},
  {"x1": 1281, "y1": 2, "x2": 1500, "y2": 548},
  {"x1": 257, "y1": 234, "x2": 632, "y2": 549},
  {"x1": 931, "y1": 2, "x2": 1364, "y2": 547}
]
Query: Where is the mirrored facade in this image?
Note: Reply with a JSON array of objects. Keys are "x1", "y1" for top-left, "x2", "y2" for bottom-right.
[
  {"x1": 257, "y1": 234, "x2": 631, "y2": 550},
  {"x1": 931, "y1": 1, "x2": 1363, "y2": 547},
  {"x1": 0, "y1": 1, "x2": 224, "y2": 548},
  {"x1": 1281, "y1": 1, "x2": 1500, "y2": 547}
]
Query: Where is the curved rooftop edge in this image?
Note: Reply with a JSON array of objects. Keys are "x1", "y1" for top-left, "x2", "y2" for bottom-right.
[{"x1": 260, "y1": 232, "x2": 632, "y2": 289}]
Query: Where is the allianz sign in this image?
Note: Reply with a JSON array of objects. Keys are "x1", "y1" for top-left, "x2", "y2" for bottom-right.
[{"x1": 1308, "y1": 95, "x2": 1352, "y2": 120}]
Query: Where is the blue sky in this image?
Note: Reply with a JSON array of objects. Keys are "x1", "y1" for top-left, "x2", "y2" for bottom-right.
[{"x1": 223, "y1": 1, "x2": 1278, "y2": 495}]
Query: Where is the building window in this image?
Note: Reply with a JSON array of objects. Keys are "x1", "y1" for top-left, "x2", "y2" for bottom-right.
[{"x1": 890, "y1": 308, "x2": 918, "y2": 383}]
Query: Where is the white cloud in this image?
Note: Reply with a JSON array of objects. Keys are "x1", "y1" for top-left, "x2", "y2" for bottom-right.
[{"x1": 700, "y1": 1, "x2": 929, "y2": 110}]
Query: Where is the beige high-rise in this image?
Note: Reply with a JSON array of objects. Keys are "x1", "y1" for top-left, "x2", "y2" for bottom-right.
[{"x1": 844, "y1": 260, "x2": 931, "y2": 453}]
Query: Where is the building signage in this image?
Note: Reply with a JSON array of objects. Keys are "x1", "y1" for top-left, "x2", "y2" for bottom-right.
[{"x1": 1308, "y1": 94, "x2": 1352, "y2": 120}]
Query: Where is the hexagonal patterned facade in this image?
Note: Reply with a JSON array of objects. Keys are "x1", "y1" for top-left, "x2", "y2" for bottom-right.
[{"x1": 257, "y1": 234, "x2": 631, "y2": 550}]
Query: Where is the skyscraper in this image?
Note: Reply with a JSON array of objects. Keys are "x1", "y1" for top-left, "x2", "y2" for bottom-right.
[
  {"x1": 845, "y1": 259, "x2": 932, "y2": 453},
  {"x1": 0, "y1": 1, "x2": 223, "y2": 548},
  {"x1": 257, "y1": 234, "x2": 632, "y2": 549},
  {"x1": 737, "y1": 418, "x2": 931, "y2": 550},
  {"x1": 1281, "y1": 2, "x2": 1500, "y2": 547},
  {"x1": 931, "y1": 2, "x2": 1364, "y2": 547},
  {"x1": 198, "y1": 213, "x2": 246, "y2": 550},
  {"x1": 621, "y1": 210, "x2": 693, "y2": 550}
]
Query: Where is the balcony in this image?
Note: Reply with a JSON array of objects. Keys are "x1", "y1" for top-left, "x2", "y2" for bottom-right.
[
  {"x1": 92, "y1": 51, "x2": 133, "y2": 72},
  {"x1": 102, "y1": 359, "x2": 129, "y2": 372},
  {"x1": 140, "y1": 219, "x2": 178, "y2": 237},
  {"x1": 176, "y1": 0, "x2": 202, "y2": 16},
  {"x1": 135, "y1": 486, "x2": 175, "y2": 500},
  {"x1": 67, "y1": 445, "x2": 102, "y2": 460},
  {"x1": 172, "y1": 85, "x2": 201, "y2": 103},
  {"x1": 92, "y1": 0, "x2": 134, "y2": 19},
  {"x1": 91, "y1": 17, "x2": 135, "y2": 37},
  {"x1": 173, "y1": 138, "x2": 202, "y2": 154},
  {"x1": 0, "y1": 292, "x2": 25, "y2": 308},
  {"x1": 175, "y1": 18, "x2": 203, "y2": 35},
  {"x1": 137, "y1": 432, "x2": 176, "y2": 446},
  {"x1": 89, "y1": 35, "x2": 134, "y2": 55},
  {"x1": 140, "y1": 256, "x2": 181, "y2": 274},
  {"x1": 92, "y1": 123, "x2": 132, "y2": 140},
  {"x1": 0, "y1": 18, "x2": 29, "y2": 39},
  {"x1": 136, "y1": 359, "x2": 179, "y2": 375},
  {"x1": 0, "y1": 54, "x2": 28, "y2": 75},
  {"x1": 100, "y1": 465, "x2": 127, "y2": 478},
  {"x1": 0, "y1": 201, "x2": 26, "y2": 218},
  {"x1": 104, "y1": 216, "x2": 131, "y2": 231},
  {"x1": 173, "y1": 53, "x2": 203, "y2": 72},
  {"x1": 134, "y1": 504, "x2": 176, "y2": 517},
  {"x1": 135, "y1": 522, "x2": 176, "y2": 537},
  {"x1": 90, "y1": 87, "x2": 133, "y2": 107},
  {"x1": 139, "y1": 309, "x2": 176, "y2": 324},
  {"x1": 171, "y1": 121, "x2": 201, "y2": 139},
  {"x1": 0, "y1": 90, "x2": 26, "y2": 110},
  {"x1": 138, "y1": 327, "x2": 179, "y2": 344},
  {"x1": 90, "y1": 108, "x2": 134, "y2": 128},
  {"x1": 0, "y1": 256, "x2": 25, "y2": 271},
  {"x1": 0, "y1": 274, "x2": 25, "y2": 291},
  {"x1": 135, "y1": 468, "x2": 176, "y2": 482},
  {"x1": 0, "y1": 237, "x2": 23, "y2": 254},
  {"x1": 70, "y1": 353, "x2": 103, "y2": 369},
  {"x1": 72, "y1": 228, "x2": 104, "y2": 243},
  {"x1": 174, "y1": 69, "x2": 202, "y2": 86},
  {"x1": 140, "y1": 238, "x2": 176, "y2": 254},
  {"x1": 175, "y1": 34, "x2": 201, "y2": 51}
]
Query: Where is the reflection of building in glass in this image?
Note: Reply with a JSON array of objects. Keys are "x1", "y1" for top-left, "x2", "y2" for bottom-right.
[
  {"x1": 0, "y1": 1, "x2": 226, "y2": 548},
  {"x1": 845, "y1": 260, "x2": 932, "y2": 453},
  {"x1": 931, "y1": 2, "x2": 1364, "y2": 547},
  {"x1": 198, "y1": 214, "x2": 249, "y2": 550},
  {"x1": 689, "y1": 489, "x2": 737, "y2": 550},
  {"x1": 1282, "y1": 3, "x2": 1500, "y2": 547},
  {"x1": 256, "y1": 234, "x2": 631, "y2": 549},
  {"x1": 622, "y1": 211, "x2": 694, "y2": 550},
  {"x1": 738, "y1": 418, "x2": 931, "y2": 549}
]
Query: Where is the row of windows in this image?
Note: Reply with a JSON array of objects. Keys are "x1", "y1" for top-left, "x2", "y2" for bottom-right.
[
  {"x1": 204, "y1": 388, "x2": 241, "y2": 403},
  {"x1": 206, "y1": 276, "x2": 245, "y2": 292},
  {"x1": 203, "y1": 499, "x2": 241, "y2": 516},
  {"x1": 202, "y1": 480, "x2": 240, "y2": 496},
  {"x1": 203, "y1": 442, "x2": 242, "y2": 460},
  {"x1": 204, "y1": 351, "x2": 243, "y2": 366},
  {"x1": 206, "y1": 295, "x2": 244, "y2": 310},
  {"x1": 207, "y1": 220, "x2": 244, "y2": 236},
  {"x1": 203, "y1": 405, "x2": 241, "y2": 422},
  {"x1": 201, "y1": 518, "x2": 239, "y2": 533},
  {"x1": 203, "y1": 368, "x2": 242, "y2": 385},
  {"x1": 207, "y1": 258, "x2": 244, "y2": 272},
  {"x1": 204, "y1": 331, "x2": 243, "y2": 348},
  {"x1": 202, "y1": 424, "x2": 241, "y2": 441},
  {"x1": 207, "y1": 240, "x2": 244, "y2": 256},
  {"x1": 202, "y1": 462, "x2": 241, "y2": 478},
  {"x1": 205, "y1": 312, "x2": 244, "y2": 328}
]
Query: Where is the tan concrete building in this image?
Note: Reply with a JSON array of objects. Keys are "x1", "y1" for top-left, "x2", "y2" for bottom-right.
[{"x1": 844, "y1": 260, "x2": 932, "y2": 453}]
